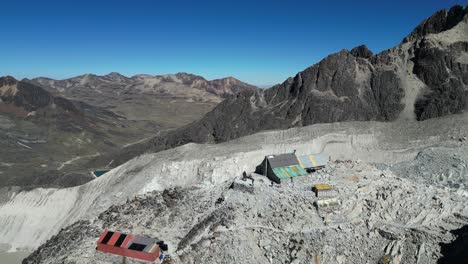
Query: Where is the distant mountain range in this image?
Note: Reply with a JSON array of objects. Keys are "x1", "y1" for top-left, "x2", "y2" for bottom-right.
[
  {"x1": 29, "y1": 72, "x2": 256, "y2": 103},
  {"x1": 28, "y1": 73, "x2": 256, "y2": 131}
]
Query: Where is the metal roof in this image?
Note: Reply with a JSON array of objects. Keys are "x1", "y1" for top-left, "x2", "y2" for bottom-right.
[
  {"x1": 272, "y1": 165, "x2": 308, "y2": 179},
  {"x1": 97, "y1": 230, "x2": 160, "y2": 261},
  {"x1": 297, "y1": 153, "x2": 329, "y2": 168},
  {"x1": 313, "y1": 183, "x2": 332, "y2": 191},
  {"x1": 266, "y1": 153, "x2": 299, "y2": 168}
]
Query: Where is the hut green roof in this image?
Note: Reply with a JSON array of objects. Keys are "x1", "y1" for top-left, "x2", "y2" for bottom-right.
[{"x1": 272, "y1": 165, "x2": 308, "y2": 179}]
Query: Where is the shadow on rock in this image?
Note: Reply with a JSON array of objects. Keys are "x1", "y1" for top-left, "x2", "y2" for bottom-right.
[{"x1": 438, "y1": 225, "x2": 468, "y2": 264}]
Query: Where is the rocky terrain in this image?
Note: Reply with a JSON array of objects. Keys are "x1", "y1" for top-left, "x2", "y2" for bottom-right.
[
  {"x1": 83, "y1": 5, "x2": 468, "y2": 171},
  {"x1": 0, "y1": 5, "x2": 467, "y2": 264},
  {"x1": 14, "y1": 112, "x2": 468, "y2": 264}
]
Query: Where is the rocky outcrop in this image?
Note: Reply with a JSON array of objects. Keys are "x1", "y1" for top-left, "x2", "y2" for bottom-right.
[
  {"x1": 186, "y1": 48, "x2": 406, "y2": 143},
  {"x1": 350, "y1": 45, "x2": 373, "y2": 59},
  {"x1": 403, "y1": 5, "x2": 468, "y2": 42},
  {"x1": 412, "y1": 40, "x2": 468, "y2": 120}
]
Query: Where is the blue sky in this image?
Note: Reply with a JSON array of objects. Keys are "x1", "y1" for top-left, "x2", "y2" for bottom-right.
[{"x1": 0, "y1": 0, "x2": 465, "y2": 86}]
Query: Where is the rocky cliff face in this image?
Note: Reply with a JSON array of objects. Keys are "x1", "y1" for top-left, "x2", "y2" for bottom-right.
[
  {"x1": 403, "y1": 5, "x2": 468, "y2": 42},
  {"x1": 183, "y1": 5, "x2": 467, "y2": 143},
  {"x1": 412, "y1": 39, "x2": 468, "y2": 120}
]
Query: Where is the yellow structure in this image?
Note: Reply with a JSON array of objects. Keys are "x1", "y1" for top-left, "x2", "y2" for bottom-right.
[
  {"x1": 312, "y1": 184, "x2": 334, "y2": 197},
  {"x1": 313, "y1": 184, "x2": 332, "y2": 191}
]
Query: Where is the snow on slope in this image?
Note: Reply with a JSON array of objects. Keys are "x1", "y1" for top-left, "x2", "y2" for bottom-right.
[{"x1": 1, "y1": 113, "x2": 467, "y2": 252}]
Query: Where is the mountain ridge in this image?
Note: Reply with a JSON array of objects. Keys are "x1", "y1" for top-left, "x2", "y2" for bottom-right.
[
  {"x1": 84, "y1": 5, "x2": 468, "y2": 170},
  {"x1": 28, "y1": 72, "x2": 256, "y2": 100}
]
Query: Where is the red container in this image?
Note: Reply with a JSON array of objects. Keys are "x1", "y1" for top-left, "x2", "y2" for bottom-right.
[{"x1": 97, "y1": 230, "x2": 160, "y2": 262}]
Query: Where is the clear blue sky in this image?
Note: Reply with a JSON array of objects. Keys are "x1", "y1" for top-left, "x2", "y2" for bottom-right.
[{"x1": 0, "y1": 0, "x2": 465, "y2": 86}]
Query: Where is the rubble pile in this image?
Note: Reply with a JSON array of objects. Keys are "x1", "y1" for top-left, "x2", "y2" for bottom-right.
[
  {"x1": 388, "y1": 146, "x2": 468, "y2": 188},
  {"x1": 24, "y1": 159, "x2": 468, "y2": 264}
]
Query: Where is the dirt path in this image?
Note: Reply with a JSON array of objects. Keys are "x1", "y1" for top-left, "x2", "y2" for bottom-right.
[{"x1": 57, "y1": 152, "x2": 100, "y2": 170}]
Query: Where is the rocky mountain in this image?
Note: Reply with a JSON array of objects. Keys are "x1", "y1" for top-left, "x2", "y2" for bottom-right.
[
  {"x1": 1, "y1": 6, "x2": 468, "y2": 263},
  {"x1": 85, "y1": 5, "x2": 468, "y2": 170}
]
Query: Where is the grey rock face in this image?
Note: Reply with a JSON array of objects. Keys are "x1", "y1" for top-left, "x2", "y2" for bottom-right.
[
  {"x1": 350, "y1": 45, "x2": 374, "y2": 59},
  {"x1": 403, "y1": 5, "x2": 468, "y2": 42},
  {"x1": 160, "y1": 47, "x2": 404, "y2": 143},
  {"x1": 413, "y1": 40, "x2": 468, "y2": 120}
]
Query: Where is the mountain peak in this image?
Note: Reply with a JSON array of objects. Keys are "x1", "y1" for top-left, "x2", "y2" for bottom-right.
[
  {"x1": 174, "y1": 72, "x2": 207, "y2": 81},
  {"x1": 211, "y1": 76, "x2": 249, "y2": 84},
  {"x1": 0, "y1": 76, "x2": 19, "y2": 97},
  {"x1": 350, "y1": 45, "x2": 373, "y2": 59},
  {"x1": 103, "y1": 72, "x2": 127, "y2": 78},
  {"x1": 403, "y1": 5, "x2": 468, "y2": 43},
  {"x1": 208, "y1": 76, "x2": 257, "y2": 96},
  {"x1": 0, "y1": 76, "x2": 18, "y2": 86}
]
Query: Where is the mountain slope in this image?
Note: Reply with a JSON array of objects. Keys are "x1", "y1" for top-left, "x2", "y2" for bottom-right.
[
  {"x1": 86, "y1": 5, "x2": 468, "y2": 170},
  {"x1": 0, "y1": 77, "x2": 145, "y2": 188}
]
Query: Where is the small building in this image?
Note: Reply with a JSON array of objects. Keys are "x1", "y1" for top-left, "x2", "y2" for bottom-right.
[
  {"x1": 297, "y1": 153, "x2": 329, "y2": 171},
  {"x1": 97, "y1": 230, "x2": 160, "y2": 262},
  {"x1": 312, "y1": 183, "x2": 334, "y2": 197},
  {"x1": 258, "y1": 153, "x2": 308, "y2": 184}
]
